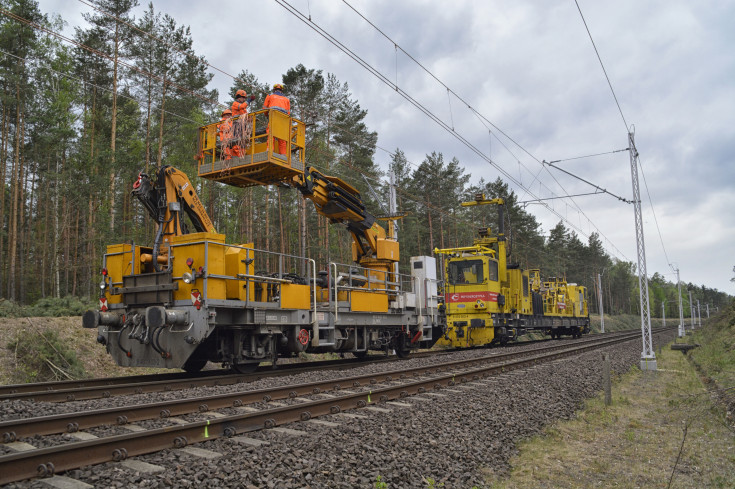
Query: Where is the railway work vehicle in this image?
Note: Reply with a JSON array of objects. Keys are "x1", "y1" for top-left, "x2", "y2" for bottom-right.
[
  {"x1": 83, "y1": 108, "x2": 443, "y2": 372},
  {"x1": 434, "y1": 195, "x2": 590, "y2": 348}
]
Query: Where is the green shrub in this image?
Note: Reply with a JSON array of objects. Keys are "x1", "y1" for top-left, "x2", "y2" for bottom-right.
[
  {"x1": 7, "y1": 329, "x2": 87, "y2": 383},
  {"x1": 25, "y1": 296, "x2": 96, "y2": 317},
  {"x1": 0, "y1": 296, "x2": 96, "y2": 318},
  {"x1": 0, "y1": 298, "x2": 24, "y2": 318}
]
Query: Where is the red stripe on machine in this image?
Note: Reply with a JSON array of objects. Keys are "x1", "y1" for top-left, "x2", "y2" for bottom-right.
[{"x1": 447, "y1": 291, "x2": 498, "y2": 303}]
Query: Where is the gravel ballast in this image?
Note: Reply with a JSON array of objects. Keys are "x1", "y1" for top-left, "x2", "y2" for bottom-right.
[{"x1": 3, "y1": 330, "x2": 676, "y2": 488}]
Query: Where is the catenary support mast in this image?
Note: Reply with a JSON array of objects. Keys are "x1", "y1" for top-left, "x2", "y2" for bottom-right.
[
  {"x1": 597, "y1": 272, "x2": 605, "y2": 333},
  {"x1": 675, "y1": 267, "x2": 684, "y2": 337},
  {"x1": 629, "y1": 131, "x2": 656, "y2": 370}
]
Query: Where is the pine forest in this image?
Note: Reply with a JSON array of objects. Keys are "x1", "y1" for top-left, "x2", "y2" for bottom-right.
[{"x1": 0, "y1": 0, "x2": 730, "y2": 317}]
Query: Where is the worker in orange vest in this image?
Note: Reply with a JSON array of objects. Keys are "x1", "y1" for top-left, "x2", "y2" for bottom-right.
[
  {"x1": 263, "y1": 83, "x2": 291, "y2": 154},
  {"x1": 218, "y1": 108, "x2": 234, "y2": 160},
  {"x1": 231, "y1": 89, "x2": 252, "y2": 117},
  {"x1": 230, "y1": 89, "x2": 254, "y2": 158}
]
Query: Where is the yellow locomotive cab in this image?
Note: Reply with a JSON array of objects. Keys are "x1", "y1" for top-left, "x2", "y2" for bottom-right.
[{"x1": 436, "y1": 193, "x2": 590, "y2": 348}]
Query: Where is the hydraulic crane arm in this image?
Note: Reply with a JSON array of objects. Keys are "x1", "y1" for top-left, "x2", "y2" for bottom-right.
[
  {"x1": 132, "y1": 165, "x2": 215, "y2": 271},
  {"x1": 133, "y1": 165, "x2": 215, "y2": 236},
  {"x1": 292, "y1": 166, "x2": 392, "y2": 266}
]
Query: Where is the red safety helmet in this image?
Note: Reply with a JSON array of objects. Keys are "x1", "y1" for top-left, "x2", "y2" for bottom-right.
[
  {"x1": 235, "y1": 89, "x2": 247, "y2": 98},
  {"x1": 222, "y1": 108, "x2": 233, "y2": 116}
]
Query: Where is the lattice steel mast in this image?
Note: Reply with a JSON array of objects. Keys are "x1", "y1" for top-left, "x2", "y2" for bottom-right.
[{"x1": 629, "y1": 131, "x2": 656, "y2": 370}]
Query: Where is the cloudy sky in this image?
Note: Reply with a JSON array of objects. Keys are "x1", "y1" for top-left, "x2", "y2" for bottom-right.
[{"x1": 39, "y1": 0, "x2": 735, "y2": 296}]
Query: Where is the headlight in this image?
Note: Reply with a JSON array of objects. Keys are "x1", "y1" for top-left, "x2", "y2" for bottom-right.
[
  {"x1": 182, "y1": 272, "x2": 193, "y2": 284},
  {"x1": 99, "y1": 280, "x2": 106, "y2": 290}
]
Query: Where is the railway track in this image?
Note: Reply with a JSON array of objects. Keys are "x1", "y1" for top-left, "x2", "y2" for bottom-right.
[
  {"x1": 0, "y1": 328, "x2": 672, "y2": 485},
  {"x1": 0, "y1": 353, "x2": 425, "y2": 403},
  {"x1": 0, "y1": 336, "x2": 554, "y2": 403}
]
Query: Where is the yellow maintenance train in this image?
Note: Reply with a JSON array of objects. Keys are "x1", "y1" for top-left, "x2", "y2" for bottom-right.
[
  {"x1": 435, "y1": 194, "x2": 590, "y2": 348},
  {"x1": 83, "y1": 109, "x2": 588, "y2": 372},
  {"x1": 83, "y1": 108, "x2": 443, "y2": 372}
]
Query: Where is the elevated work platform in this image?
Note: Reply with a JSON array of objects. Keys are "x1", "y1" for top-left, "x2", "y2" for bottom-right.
[{"x1": 197, "y1": 108, "x2": 306, "y2": 188}]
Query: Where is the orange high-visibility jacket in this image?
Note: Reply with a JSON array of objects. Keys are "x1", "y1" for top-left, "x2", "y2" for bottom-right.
[
  {"x1": 263, "y1": 92, "x2": 290, "y2": 115},
  {"x1": 218, "y1": 117, "x2": 233, "y2": 142},
  {"x1": 231, "y1": 100, "x2": 248, "y2": 116}
]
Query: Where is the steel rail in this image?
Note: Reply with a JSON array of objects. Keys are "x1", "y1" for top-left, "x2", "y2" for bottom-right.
[
  {"x1": 0, "y1": 328, "x2": 674, "y2": 485},
  {"x1": 0, "y1": 352, "x2": 424, "y2": 402},
  {"x1": 0, "y1": 333, "x2": 573, "y2": 401},
  {"x1": 0, "y1": 330, "x2": 658, "y2": 443},
  {"x1": 0, "y1": 330, "x2": 636, "y2": 400}
]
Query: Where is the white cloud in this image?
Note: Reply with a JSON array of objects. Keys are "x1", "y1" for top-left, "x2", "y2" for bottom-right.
[{"x1": 37, "y1": 0, "x2": 735, "y2": 293}]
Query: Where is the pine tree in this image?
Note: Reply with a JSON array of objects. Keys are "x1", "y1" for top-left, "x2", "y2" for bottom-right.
[{"x1": 81, "y1": 0, "x2": 139, "y2": 233}]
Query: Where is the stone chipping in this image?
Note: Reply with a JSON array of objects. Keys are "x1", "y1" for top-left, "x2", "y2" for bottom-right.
[{"x1": 3, "y1": 330, "x2": 675, "y2": 488}]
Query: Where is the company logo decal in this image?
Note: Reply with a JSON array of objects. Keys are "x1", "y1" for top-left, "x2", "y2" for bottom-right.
[{"x1": 447, "y1": 291, "x2": 498, "y2": 303}]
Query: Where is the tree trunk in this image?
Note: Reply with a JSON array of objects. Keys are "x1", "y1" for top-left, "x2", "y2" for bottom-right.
[
  {"x1": 145, "y1": 77, "x2": 152, "y2": 171},
  {"x1": 54, "y1": 149, "x2": 61, "y2": 299},
  {"x1": 72, "y1": 207, "x2": 80, "y2": 296},
  {"x1": 0, "y1": 105, "x2": 7, "y2": 290},
  {"x1": 109, "y1": 21, "x2": 120, "y2": 232},
  {"x1": 87, "y1": 87, "x2": 97, "y2": 298},
  {"x1": 439, "y1": 213, "x2": 445, "y2": 250},
  {"x1": 41, "y1": 157, "x2": 50, "y2": 297},
  {"x1": 8, "y1": 92, "x2": 21, "y2": 300},
  {"x1": 156, "y1": 79, "x2": 168, "y2": 167},
  {"x1": 299, "y1": 197, "x2": 306, "y2": 276},
  {"x1": 277, "y1": 187, "x2": 285, "y2": 255},
  {"x1": 265, "y1": 186, "x2": 271, "y2": 271},
  {"x1": 426, "y1": 202, "x2": 434, "y2": 254},
  {"x1": 18, "y1": 133, "x2": 27, "y2": 303}
]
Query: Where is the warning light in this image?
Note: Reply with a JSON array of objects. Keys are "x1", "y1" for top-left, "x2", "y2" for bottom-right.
[
  {"x1": 186, "y1": 257, "x2": 194, "y2": 267},
  {"x1": 101, "y1": 268, "x2": 108, "y2": 276}
]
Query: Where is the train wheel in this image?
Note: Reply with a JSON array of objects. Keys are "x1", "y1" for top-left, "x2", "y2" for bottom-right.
[
  {"x1": 182, "y1": 358, "x2": 207, "y2": 373},
  {"x1": 394, "y1": 333, "x2": 411, "y2": 358},
  {"x1": 231, "y1": 362, "x2": 259, "y2": 374},
  {"x1": 351, "y1": 351, "x2": 369, "y2": 359}
]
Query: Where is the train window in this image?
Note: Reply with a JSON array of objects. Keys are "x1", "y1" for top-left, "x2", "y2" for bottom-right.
[
  {"x1": 448, "y1": 259, "x2": 485, "y2": 285},
  {"x1": 487, "y1": 259, "x2": 498, "y2": 282},
  {"x1": 523, "y1": 275, "x2": 529, "y2": 297}
]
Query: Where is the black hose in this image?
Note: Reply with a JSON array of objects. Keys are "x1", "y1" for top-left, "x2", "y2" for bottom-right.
[
  {"x1": 154, "y1": 326, "x2": 170, "y2": 358},
  {"x1": 150, "y1": 327, "x2": 162, "y2": 355}
]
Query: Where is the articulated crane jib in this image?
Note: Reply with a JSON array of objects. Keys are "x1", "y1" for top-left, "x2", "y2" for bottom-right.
[{"x1": 84, "y1": 108, "x2": 444, "y2": 372}]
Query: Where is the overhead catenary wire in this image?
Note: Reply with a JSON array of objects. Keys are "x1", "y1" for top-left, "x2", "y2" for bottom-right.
[
  {"x1": 337, "y1": 0, "x2": 630, "y2": 260},
  {"x1": 637, "y1": 155, "x2": 673, "y2": 266},
  {"x1": 573, "y1": 0, "x2": 629, "y2": 133},
  {"x1": 10, "y1": 2, "x2": 632, "y2": 265},
  {"x1": 542, "y1": 160, "x2": 631, "y2": 203},
  {"x1": 75, "y1": 0, "x2": 626, "y2": 261},
  {"x1": 277, "y1": 0, "x2": 631, "y2": 262},
  {"x1": 274, "y1": 1, "x2": 580, "y2": 228},
  {"x1": 341, "y1": 0, "x2": 622, "y2": 210},
  {"x1": 547, "y1": 147, "x2": 630, "y2": 164},
  {"x1": 573, "y1": 0, "x2": 675, "y2": 270}
]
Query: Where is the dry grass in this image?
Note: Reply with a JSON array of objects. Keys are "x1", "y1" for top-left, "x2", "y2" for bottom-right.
[
  {"x1": 486, "y1": 344, "x2": 735, "y2": 489},
  {"x1": 0, "y1": 316, "x2": 171, "y2": 385}
]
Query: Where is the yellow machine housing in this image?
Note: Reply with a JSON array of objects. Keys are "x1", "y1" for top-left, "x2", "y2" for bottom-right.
[
  {"x1": 435, "y1": 194, "x2": 590, "y2": 348},
  {"x1": 85, "y1": 108, "x2": 443, "y2": 373}
]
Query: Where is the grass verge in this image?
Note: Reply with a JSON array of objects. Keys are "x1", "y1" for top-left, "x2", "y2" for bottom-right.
[{"x1": 486, "y1": 332, "x2": 735, "y2": 488}]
